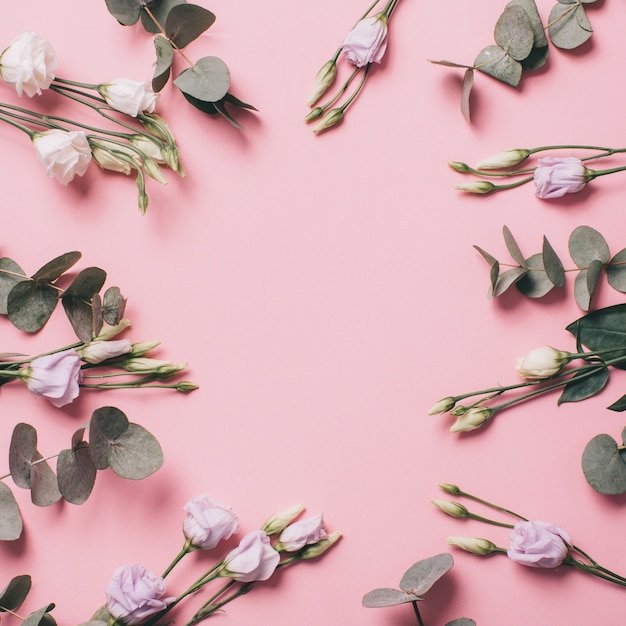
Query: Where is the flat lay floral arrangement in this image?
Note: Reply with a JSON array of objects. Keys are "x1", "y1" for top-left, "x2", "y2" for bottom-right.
[{"x1": 0, "y1": 0, "x2": 625, "y2": 625}]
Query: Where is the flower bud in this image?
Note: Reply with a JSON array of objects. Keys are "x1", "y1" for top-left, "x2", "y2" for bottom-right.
[
  {"x1": 450, "y1": 405, "x2": 467, "y2": 416},
  {"x1": 162, "y1": 144, "x2": 185, "y2": 176},
  {"x1": 313, "y1": 108, "x2": 343, "y2": 134},
  {"x1": 304, "y1": 107, "x2": 324, "y2": 122},
  {"x1": 516, "y1": 346, "x2": 570, "y2": 380},
  {"x1": 78, "y1": 339, "x2": 132, "y2": 364},
  {"x1": 448, "y1": 161, "x2": 471, "y2": 173},
  {"x1": 143, "y1": 158, "x2": 168, "y2": 185},
  {"x1": 176, "y1": 381, "x2": 199, "y2": 392},
  {"x1": 455, "y1": 181, "x2": 496, "y2": 194},
  {"x1": 431, "y1": 499, "x2": 468, "y2": 518},
  {"x1": 438, "y1": 483, "x2": 461, "y2": 495},
  {"x1": 95, "y1": 319, "x2": 131, "y2": 340},
  {"x1": 428, "y1": 397, "x2": 455, "y2": 415},
  {"x1": 122, "y1": 357, "x2": 186, "y2": 375},
  {"x1": 91, "y1": 139, "x2": 139, "y2": 175},
  {"x1": 298, "y1": 531, "x2": 342, "y2": 560},
  {"x1": 138, "y1": 113, "x2": 177, "y2": 143},
  {"x1": 130, "y1": 341, "x2": 160, "y2": 357},
  {"x1": 130, "y1": 135, "x2": 165, "y2": 162},
  {"x1": 450, "y1": 406, "x2": 492, "y2": 433},
  {"x1": 476, "y1": 149, "x2": 530, "y2": 170},
  {"x1": 261, "y1": 504, "x2": 306, "y2": 536},
  {"x1": 447, "y1": 536, "x2": 497, "y2": 556},
  {"x1": 308, "y1": 60, "x2": 337, "y2": 106}
]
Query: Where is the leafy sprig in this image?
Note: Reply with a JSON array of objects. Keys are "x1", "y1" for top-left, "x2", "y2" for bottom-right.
[
  {"x1": 104, "y1": 0, "x2": 256, "y2": 128},
  {"x1": 430, "y1": 0, "x2": 601, "y2": 121},
  {"x1": 476, "y1": 225, "x2": 626, "y2": 311}
]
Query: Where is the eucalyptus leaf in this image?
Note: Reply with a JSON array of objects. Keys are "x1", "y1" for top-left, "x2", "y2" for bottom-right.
[
  {"x1": 174, "y1": 56, "x2": 230, "y2": 102},
  {"x1": 606, "y1": 249, "x2": 626, "y2": 292},
  {"x1": 63, "y1": 267, "x2": 107, "y2": 300},
  {"x1": 513, "y1": 252, "x2": 555, "y2": 298},
  {"x1": 461, "y1": 68, "x2": 474, "y2": 123},
  {"x1": 493, "y1": 266, "x2": 526, "y2": 297},
  {"x1": 31, "y1": 252, "x2": 81, "y2": 283},
  {"x1": 474, "y1": 245, "x2": 497, "y2": 266},
  {"x1": 489, "y1": 260, "x2": 500, "y2": 295},
  {"x1": 362, "y1": 588, "x2": 418, "y2": 608},
  {"x1": 542, "y1": 236, "x2": 565, "y2": 287},
  {"x1": 548, "y1": 2, "x2": 592, "y2": 50},
  {"x1": 57, "y1": 441, "x2": 97, "y2": 505},
  {"x1": 107, "y1": 424, "x2": 163, "y2": 480},
  {"x1": 105, "y1": 0, "x2": 143, "y2": 25},
  {"x1": 61, "y1": 267, "x2": 107, "y2": 341},
  {"x1": 22, "y1": 606, "x2": 56, "y2": 626},
  {"x1": 0, "y1": 575, "x2": 31, "y2": 611},
  {"x1": 574, "y1": 270, "x2": 591, "y2": 311},
  {"x1": 212, "y1": 100, "x2": 244, "y2": 129},
  {"x1": 503, "y1": 225, "x2": 527, "y2": 267},
  {"x1": 0, "y1": 258, "x2": 27, "y2": 315},
  {"x1": 586, "y1": 258, "x2": 603, "y2": 304},
  {"x1": 89, "y1": 407, "x2": 131, "y2": 470},
  {"x1": 506, "y1": 0, "x2": 548, "y2": 47},
  {"x1": 102, "y1": 286, "x2": 126, "y2": 326},
  {"x1": 91, "y1": 293, "x2": 104, "y2": 338},
  {"x1": 581, "y1": 428, "x2": 626, "y2": 495},
  {"x1": 474, "y1": 45, "x2": 522, "y2": 87},
  {"x1": 7, "y1": 281, "x2": 58, "y2": 332},
  {"x1": 152, "y1": 36, "x2": 174, "y2": 93},
  {"x1": 0, "y1": 483, "x2": 23, "y2": 541},
  {"x1": 428, "y1": 59, "x2": 473, "y2": 69},
  {"x1": 520, "y1": 45, "x2": 549, "y2": 71},
  {"x1": 493, "y1": 5, "x2": 535, "y2": 61},
  {"x1": 9, "y1": 423, "x2": 38, "y2": 489},
  {"x1": 29, "y1": 451, "x2": 61, "y2": 507},
  {"x1": 446, "y1": 620, "x2": 476, "y2": 626},
  {"x1": 221, "y1": 92, "x2": 257, "y2": 112},
  {"x1": 558, "y1": 366, "x2": 608, "y2": 404},
  {"x1": 607, "y1": 394, "x2": 626, "y2": 412},
  {"x1": 62, "y1": 297, "x2": 94, "y2": 343},
  {"x1": 399, "y1": 553, "x2": 454, "y2": 596},
  {"x1": 165, "y1": 3, "x2": 216, "y2": 49},
  {"x1": 140, "y1": 0, "x2": 188, "y2": 33},
  {"x1": 181, "y1": 91, "x2": 218, "y2": 115},
  {"x1": 568, "y1": 225, "x2": 609, "y2": 268}
]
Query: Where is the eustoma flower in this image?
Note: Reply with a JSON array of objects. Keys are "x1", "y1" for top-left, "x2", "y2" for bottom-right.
[
  {"x1": 275, "y1": 513, "x2": 328, "y2": 552},
  {"x1": 341, "y1": 14, "x2": 389, "y2": 67},
  {"x1": 0, "y1": 31, "x2": 57, "y2": 96},
  {"x1": 507, "y1": 521, "x2": 571, "y2": 568},
  {"x1": 515, "y1": 346, "x2": 571, "y2": 380},
  {"x1": 23, "y1": 349, "x2": 82, "y2": 408},
  {"x1": 32, "y1": 129, "x2": 92, "y2": 185},
  {"x1": 183, "y1": 494, "x2": 239, "y2": 550},
  {"x1": 77, "y1": 339, "x2": 132, "y2": 364},
  {"x1": 97, "y1": 78, "x2": 159, "y2": 117},
  {"x1": 219, "y1": 530, "x2": 280, "y2": 582},
  {"x1": 106, "y1": 564, "x2": 174, "y2": 625},
  {"x1": 533, "y1": 157, "x2": 590, "y2": 199}
]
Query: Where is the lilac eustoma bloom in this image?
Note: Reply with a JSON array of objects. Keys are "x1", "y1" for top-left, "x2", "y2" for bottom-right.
[
  {"x1": 507, "y1": 520, "x2": 571, "y2": 568},
  {"x1": 533, "y1": 157, "x2": 589, "y2": 199}
]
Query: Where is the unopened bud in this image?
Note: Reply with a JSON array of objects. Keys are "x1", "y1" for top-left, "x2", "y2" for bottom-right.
[
  {"x1": 313, "y1": 108, "x2": 343, "y2": 134},
  {"x1": 476, "y1": 149, "x2": 530, "y2": 170},
  {"x1": 261, "y1": 504, "x2": 306, "y2": 536},
  {"x1": 299, "y1": 531, "x2": 342, "y2": 560},
  {"x1": 176, "y1": 381, "x2": 199, "y2": 392},
  {"x1": 455, "y1": 181, "x2": 496, "y2": 194},
  {"x1": 438, "y1": 483, "x2": 461, "y2": 496},
  {"x1": 447, "y1": 536, "x2": 497, "y2": 556},
  {"x1": 448, "y1": 161, "x2": 471, "y2": 173},
  {"x1": 450, "y1": 406, "x2": 493, "y2": 433},
  {"x1": 95, "y1": 319, "x2": 131, "y2": 341},
  {"x1": 130, "y1": 341, "x2": 161, "y2": 357},
  {"x1": 428, "y1": 397, "x2": 456, "y2": 415},
  {"x1": 431, "y1": 499, "x2": 468, "y2": 518},
  {"x1": 308, "y1": 60, "x2": 337, "y2": 106}
]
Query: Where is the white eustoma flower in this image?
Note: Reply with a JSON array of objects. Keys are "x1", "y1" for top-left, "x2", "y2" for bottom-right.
[
  {"x1": 98, "y1": 78, "x2": 159, "y2": 117},
  {"x1": 32, "y1": 129, "x2": 92, "y2": 185}
]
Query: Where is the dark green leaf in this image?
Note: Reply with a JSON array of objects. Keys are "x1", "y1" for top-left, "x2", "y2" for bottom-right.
[
  {"x1": 400, "y1": 553, "x2": 454, "y2": 596},
  {"x1": 445, "y1": 620, "x2": 476, "y2": 626},
  {"x1": 174, "y1": 56, "x2": 230, "y2": 102},
  {"x1": 22, "y1": 606, "x2": 56, "y2": 626},
  {"x1": 489, "y1": 260, "x2": 500, "y2": 296},
  {"x1": 586, "y1": 258, "x2": 603, "y2": 304},
  {"x1": 516, "y1": 253, "x2": 554, "y2": 297},
  {"x1": 29, "y1": 451, "x2": 61, "y2": 507},
  {"x1": 581, "y1": 429, "x2": 626, "y2": 495},
  {"x1": 493, "y1": 5, "x2": 535, "y2": 61},
  {"x1": 62, "y1": 268, "x2": 106, "y2": 342},
  {"x1": 607, "y1": 248, "x2": 626, "y2": 293},
  {"x1": 461, "y1": 68, "x2": 474, "y2": 123},
  {"x1": 182, "y1": 91, "x2": 218, "y2": 115},
  {"x1": 0, "y1": 483, "x2": 23, "y2": 541},
  {"x1": 502, "y1": 225, "x2": 527, "y2": 267},
  {"x1": 62, "y1": 297, "x2": 93, "y2": 343},
  {"x1": 102, "y1": 287, "x2": 127, "y2": 326},
  {"x1": 493, "y1": 267, "x2": 526, "y2": 297},
  {"x1": 7, "y1": 281, "x2": 58, "y2": 332},
  {"x1": 558, "y1": 366, "x2": 609, "y2": 404},
  {"x1": 57, "y1": 434, "x2": 97, "y2": 505},
  {"x1": 212, "y1": 99, "x2": 243, "y2": 130},
  {"x1": 152, "y1": 36, "x2": 174, "y2": 93},
  {"x1": 607, "y1": 394, "x2": 626, "y2": 412},
  {"x1": 542, "y1": 236, "x2": 565, "y2": 287},
  {"x1": 140, "y1": 0, "x2": 188, "y2": 33},
  {"x1": 222, "y1": 92, "x2": 257, "y2": 111},
  {"x1": 574, "y1": 270, "x2": 591, "y2": 311},
  {"x1": 0, "y1": 258, "x2": 27, "y2": 315},
  {"x1": 0, "y1": 575, "x2": 31, "y2": 611},
  {"x1": 9, "y1": 423, "x2": 38, "y2": 489},
  {"x1": 548, "y1": 2, "x2": 592, "y2": 49},
  {"x1": 108, "y1": 424, "x2": 163, "y2": 480},
  {"x1": 89, "y1": 407, "x2": 131, "y2": 470},
  {"x1": 568, "y1": 225, "x2": 609, "y2": 268},
  {"x1": 31, "y1": 252, "x2": 81, "y2": 283},
  {"x1": 91, "y1": 293, "x2": 103, "y2": 338},
  {"x1": 362, "y1": 588, "x2": 418, "y2": 608},
  {"x1": 105, "y1": 0, "x2": 143, "y2": 25},
  {"x1": 63, "y1": 267, "x2": 107, "y2": 300},
  {"x1": 520, "y1": 45, "x2": 549, "y2": 71},
  {"x1": 474, "y1": 245, "x2": 497, "y2": 266},
  {"x1": 165, "y1": 4, "x2": 216, "y2": 49},
  {"x1": 474, "y1": 45, "x2": 522, "y2": 87}
]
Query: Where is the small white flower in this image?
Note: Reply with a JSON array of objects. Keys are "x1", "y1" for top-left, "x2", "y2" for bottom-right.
[
  {"x1": 98, "y1": 78, "x2": 159, "y2": 117},
  {"x1": 32, "y1": 129, "x2": 92, "y2": 185}
]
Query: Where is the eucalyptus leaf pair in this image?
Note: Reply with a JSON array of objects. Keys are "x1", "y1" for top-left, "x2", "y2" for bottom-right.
[
  {"x1": 0, "y1": 251, "x2": 125, "y2": 342},
  {"x1": 0, "y1": 576, "x2": 55, "y2": 626},
  {"x1": 431, "y1": 0, "x2": 599, "y2": 121},
  {"x1": 0, "y1": 407, "x2": 163, "y2": 541},
  {"x1": 476, "y1": 225, "x2": 626, "y2": 311},
  {"x1": 104, "y1": 0, "x2": 256, "y2": 128}
]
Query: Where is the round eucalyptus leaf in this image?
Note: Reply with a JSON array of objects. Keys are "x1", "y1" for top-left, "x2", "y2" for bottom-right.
[
  {"x1": 0, "y1": 257, "x2": 27, "y2": 315},
  {"x1": 102, "y1": 286, "x2": 127, "y2": 325},
  {"x1": 105, "y1": 0, "x2": 143, "y2": 25},
  {"x1": 400, "y1": 553, "x2": 454, "y2": 596},
  {"x1": 140, "y1": 0, "x2": 188, "y2": 33},
  {"x1": 62, "y1": 297, "x2": 94, "y2": 343},
  {"x1": 568, "y1": 225, "x2": 610, "y2": 268},
  {"x1": 558, "y1": 366, "x2": 608, "y2": 405},
  {"x1": 165, "y1": 3, "x2": 216, "y2": 49},
  {"x1": 492, "y1": 267, "x2": 526, "y2": 298},
  {"x1": 0, "y1": 484, "x2": 23, "y2": 541},
  {"x1": 506, "y1": 0, "x2": 548, "y2": 47},
  {"x1": 516, "y1": 253, "x2": 554, "y2": 298},
  {"x1": 606, "y1": 249, "x2": 626, "y2": 292},
  {"x1": 542, "y1": 236, "x2": 565, "y2": 287},
  {"x1": 174, "y1": 56, "x2": 230, "y2": 103},
  {"x1": 31, "y1": 251, "x2": 81, "y2": 283},
  {"x1": 89, "y1": 407, "x2": 131, "y2": 470},
  {"x1": 474, "y1": 45, "x2": 522, "y2": 87},
  {"x1": 29, "y1": 451, "x2": 61, "y2": 507},
  {"x1": 63, "y1": 267, "x2": 106, "y2": 300},
  {"x1": 362, "y1": 588, "x2": 418, "y2": 608},
  {"x1": 582, "y1": 430, "x2": 626, "y2": 495},
  {"x1": 548, "y1": 3, "x2": 592, "y2": 50},
  {"x1": 574, "y1": 270, "x2": 591, "y2": 311},
  {"x1": 57, "y1": 443, "x2": 97, "y2": 505},
  {"x1": 181, "y1": 91, "x2": 218, "y2": 115},
  {"x1": 494, "y1": 5, "x2": 535, "y2": 61},
  {"x1": 152, "y1": 36, "x2": 174, "y2": 93},
  {"x1": 0, "y1": 574, "x2": 31, "y2": 611},
  {"x1": 521, "y1": 45, "x2": 549, "y2": 71},
  {"x1": 9, "y1": 423, "x2": 38, "y2": 489},
  {"x1": 446, "y1": 620, "x2": 476, "y2": 626},
  {"x1": 7, "y1": 281, "x2": 58, "y2": 332},
  {"x1": 22, "y1": 606, "x2": 56, "y2": 626},
  {"x1": 107, "y1": 423, "x2": 164, "y2": 480}
]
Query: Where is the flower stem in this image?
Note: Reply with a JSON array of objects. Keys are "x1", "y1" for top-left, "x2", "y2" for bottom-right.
[{"x1": 412, "y1": 600, "x2": 425, "y2": 626}]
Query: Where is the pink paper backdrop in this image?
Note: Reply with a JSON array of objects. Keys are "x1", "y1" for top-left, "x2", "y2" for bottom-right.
[{"x1": 1, "y1": 1, "x2": 625, "y2": 624}]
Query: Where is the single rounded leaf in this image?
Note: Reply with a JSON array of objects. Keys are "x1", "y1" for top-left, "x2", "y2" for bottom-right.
[
  {"x1": 400, "y1": 553, "x2": 454, "y2": 596},
  {"x1": 62, "y1": 297, "x2": 94, "y2": 343},
  {"x1": 140, "y1": 0, "x2": 188, "y2": 33},
  {"x1": 548, "y1": 3, "x2": 592, "y2": 50},
  {"x1": 446, "y1": 620, "x2": 476, "y2": 626},
  {"x1": 7, "y1": 281, "x2": 58, "y2": 332},
  {"x1": 362, "y1": 588, "x2": 419, "y2": 608},
  {"x1": 516, "y1": 253, "x2": 554, "y2": 298},
  {"x1": 91, "y1": 293, "x2": 103, "y2": 338},
  {"x1": 506, "y1": 0, "x2": 548, "y2": 47},
  {"x1": 494, "y1": 5, "x2": 535, "y2": 61},
  {"x1": 165, "y1": 3, "x2": 216, "y2": 49},
  {"x1": 9, "y1": 423, "x2": 38, "y2": 489},
  {"x1": 0, "y1": 258, "x2": 27, "y2": 315},
  {"x1": 102, "y1": 286, "x2": 127, "y2": 326},
  {"x1": 105, "y1": 0, "x2": 142, "y2": 25},
  {"x1": 107, "y1": 424, "x2": 164, "y2": 480},
  {"x1": 89, "y1": 407, "x2": 131, "y2": 470},
  {"x1": 63, "y1": 267, "x2": 107, "y2": 300},
  {"x1": 607, "y1": 249, "x2": 626, "y2": 293},
  {"x1": 574, "y1": 270, "x2": 592, "y2": 311},
  {"x1": 521, "y1": 45, "x2": 549, "y2": 71},
  {"x1": 568, "y1": 225, "x2": 610, "y2": 268},
  {"x1": 558, "y1": 366, "x2": 609, "y2": 404},
  {"x1": 0, "y1": 484, "x2": 23, "y2": 541},
  {"x1": 22, "y1": 606, "x2": 56, "y2": 626},
  {"x1": 474, "y1": 45, "x2": 522, "y2": 87},
  {"x1": 57, "y1": 443, "x2": 97, "y2": 505},
  {"x1": 29, "y1": 451, "x2": 62, "y2": 507},
  {"x1": 542, "y1": 236, "x2": 565, "y2": 287},
  {"x1": 174, "y1": 56, "x2": 230, "y2": 103},
  {"x1": 492, "y1": 266, "x2": 526, "y2": 297},
  {"x1": 152, "y1": 36, "x2": 174, "y2": 93},
  {"x1": 582, "y1": 431, "x2": 626, "y2": 495},
  {"x1": 0, "y1": 574, "x2": 31, "y2": 610},
  {"x1": 31, "y1": 252, "x2": 81, "y2": 283}
]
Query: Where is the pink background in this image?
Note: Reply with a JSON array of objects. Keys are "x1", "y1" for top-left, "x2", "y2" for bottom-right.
[{"x1": 1, "y1": 0, "x2": 625, "y2": 624}]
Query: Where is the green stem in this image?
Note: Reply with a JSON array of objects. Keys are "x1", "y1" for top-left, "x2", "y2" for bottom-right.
[
  {"x1": 467, "y1": 512, "x2": 515, "y2": 529},
  {"x1": 162, "y1": 542, "x2": 192, "y2": 578},
  {"x1": 412, "y1": 600, "x2": 425, "y2": 626},
  {"x1": 0, "y1": 112, "x2": 35, "y2": 138},
  {"x1": 453, "y1": 489, "x2": 527, "y2": 521},
  {"x1": 186, "y1": 582, "x2": 254, "y2": 625},
  {"x1": 589, "y1": 165, "x2": 626, "y2": 179},
  {"x1": 338, "y1": 64, "x2": 370, "y2": 114}
]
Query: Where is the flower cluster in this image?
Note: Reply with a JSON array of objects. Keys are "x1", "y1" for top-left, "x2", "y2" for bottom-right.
[
  {"x1": 305, "y1": 0, "x2": 400, "y2": 134},
  {"x1": 433, "y1": 483, "x2": 626, "y2": 588},
  {"x1": 1, "y1": 319, "x2": 197, "y2": 408},
  {"x1": 450, "y1": 144, "x2": 626, "y2": 201},
  {"x1": 0, "y1": 31, "x2": 184, "y2": 212},
  {"x1": 85, "y1": 496, "x2": 341, "y2": 626}
]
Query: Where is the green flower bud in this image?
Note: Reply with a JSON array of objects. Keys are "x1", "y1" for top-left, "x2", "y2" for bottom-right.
[
  {"x1": 450, "y1": 405, "x2": 467, "y2": 416},
  {"x1": 447, "y1": 536, "x2": 497, "y2": 556},
  {"x1": 428, "y1": 397, "x2": 456, "y2": 415},
  {"x1": 298, "y1": 531, "x2": 342, "y2": 560},
  {"x1": 450, "y1": 406, "x2": 493, "y2": 433},
  {"x1": 476, "y1": 149, "x2": 530, "y2": 170},
  {"x1": 448, "y1": 161, "x2": 471, "y2": 173},
  {"x1": 304, "y1": 107, "x2": 324, "y2": 122},
  {"x1": 455, "y1": 181, "x2": 496, "y2": 194},
  {"x1": 143, "y1": 158, "x2": 167, "y2": 185},
  {"x1": 261, "y1": 504, "x2": 306, "y2": 536},
  {"x1": 94, "y1": 319, "x2": 131, "y2": 341},
  {"x1": 176, "y1": 381, "x2": 199, "y2": 392},
  {"x1": 130, "y1": 341, "x2": 161, "y2": 357},
  {"x1": 431, "y1": 499, "x2": 468, "y2": 518},
  {"x1": 438, "y1": 483, "x2": 461, "y2": 495},
  {"x1": 313, "y1": 108, "x2": 343, "y2": 134},
  {"x1": 308, "y1": 60, "x2": 337, "y2": 106}
]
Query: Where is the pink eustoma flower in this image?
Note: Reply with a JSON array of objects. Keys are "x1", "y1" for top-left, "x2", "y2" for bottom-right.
[
  {"x1": 341, "y1": 14, "x2": 388, "y2": 67},
  {"x1": 26, "y1": 349, "x2": 82, "y2": 408},
  {"x1": 507, "y1": 520, "x2": 571, "y2": 568},
  {"x1": 533, "y1": 157, "x2": 589, "y2": 199}
]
